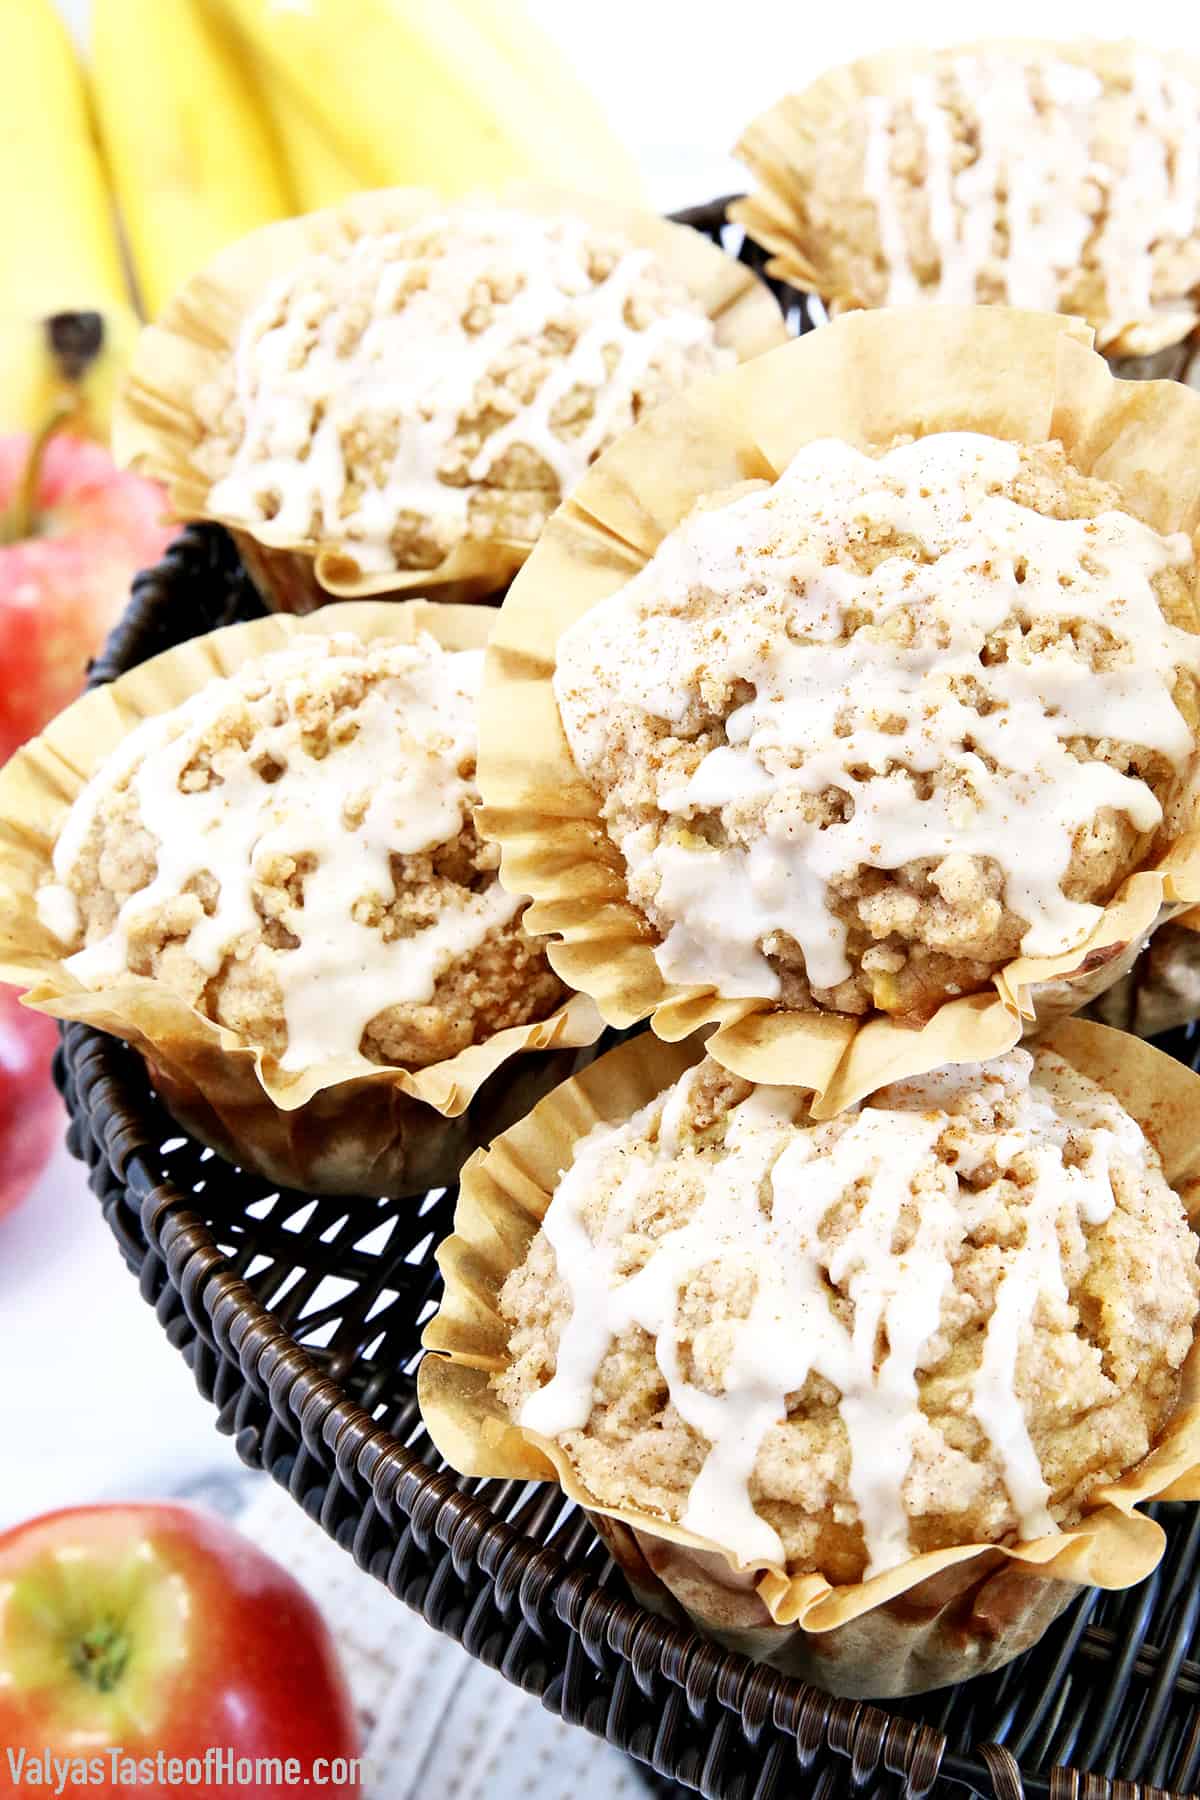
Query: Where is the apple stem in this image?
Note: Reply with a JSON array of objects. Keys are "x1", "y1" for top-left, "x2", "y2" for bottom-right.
[
  {"x1": 71, "y1": 1619, "x2": 131, "y2": 1695},
  {"x1": 0, "y1": 398, "x2": 76, "y2": 546}
]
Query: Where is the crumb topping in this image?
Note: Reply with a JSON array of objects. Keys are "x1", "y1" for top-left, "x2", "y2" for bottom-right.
[
  {"x1": 554, "y1": 432, "x2": 1200, "y2": 1022},
  {"x1": 196, "y1": 209, "x2": 732, "y2": 576},
  {"x1": 815, "y1": 48, "x2": 1200, "y2": 344},
  {"x1": 497, "y1": 1048, "x2": 1200, "y2": 1580},
  {"x1": 37, "y1": 633, "x2": 564, "y2": 1073}
]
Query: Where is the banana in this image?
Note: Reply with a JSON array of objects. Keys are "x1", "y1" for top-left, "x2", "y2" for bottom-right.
[
  {"x1": 257, "y1": 79, "x2": 364, "y2": 213},
  {"x1": 197, "y1": 0, "x2": 362, "y2": 217},
  {"x1": 216, "y1": 0, "x2": 645, "y2": 204},
  {"x1": 450, "y1": 0, "x2": 644, "y2": 202},
  {"x1": 90, "y1": 0, "x2": 292, "y2": 320},
  {"x1": 0, "y1": 0, "x2": 138, "y2": 440}
]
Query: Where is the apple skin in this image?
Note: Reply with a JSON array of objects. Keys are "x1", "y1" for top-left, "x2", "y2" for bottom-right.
[
  {"x1": 0, "y1": 985, "x2": 62, "y2": 1224},
  {"x1": 0, "y1": 433, "x2": 173, "y2": 765},
  {"x1": 0, "y1": 1504, "x2": 363, "y2": 1797}
]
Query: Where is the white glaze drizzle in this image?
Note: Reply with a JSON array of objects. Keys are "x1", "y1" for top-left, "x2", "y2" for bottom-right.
[
  {"x1": 862, "y1": 95, "x2": 921, "y2": 305},
  {"x1": 555, "y1": 432, "x2": 1199, "y2": 999},
  {"x1": 520, "y1": 1049, "x2": 1136, "y2": 1573},
  {"x1": 207, "y1": 210, "x2": 727, "y2": 573},
  {"x1": 37, "y1": 635, "x2": 519, "y2": 1072},
  {"x1": 859, "y1": 50, "x2": 1200, "y2": 332}
]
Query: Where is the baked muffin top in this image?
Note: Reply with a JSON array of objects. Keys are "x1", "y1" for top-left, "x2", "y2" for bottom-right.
[
  {"x1": 37, "y1": 632, "x2": 563, "y2": 1073},
  {"x1": 740, "y1": 43, "x2": 1200, "y2": 349},
  {"x1": 194, "y1": 208, "x2": 733, "y2": 580},
  {"x1": 554, "y1": 431, "x2": 1200, "y2": 1024},
  {"x1": 497, "y1": 1048, "x2": 1200, "y2": 1581}
]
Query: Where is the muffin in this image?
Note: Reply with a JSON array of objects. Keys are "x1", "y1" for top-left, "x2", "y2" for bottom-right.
[
  {"x1": 554, "y1": 431, "x2": 1200, "y2": 1028},
  {"x1": 196, "y1": 210, "x2": 735, "y2": 582},
  {"x1": 37, "y1": 630, "x2": 563, "y2": 1071},
  {"x1": 479, "y1": 308, "x2": 1200, "y2": 1110},
  {"x1": 499, "y1": 1046, "x2": 1198, "y2": 1578},
  {"x1": 734, "y1": 40, "x2": 1200, "y2": 359},
  {"x1": 0, "y1": 603, "x2": 600, "y2": 1195},
  {"x1": 113, "y1": 188, "x2": 788, "y2": 612},
  {"x1": 419, "y1": 1023, "x2": 1200, "y2": 1696}
]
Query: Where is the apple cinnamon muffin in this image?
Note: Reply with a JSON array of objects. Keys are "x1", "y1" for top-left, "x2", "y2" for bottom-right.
[
  {"x1": 192, "y1": 207, "x2": 734, "y2": 584},
  {"x1": 735, "y1": 41, "x2": 1200, "y2": 355},
  {"x1": 36, "y1": 630, "x2": 564, "y2": 1075},
  {"x1": 554, "y1": 431, "x2": 1200, "y2": 1025},
  {"x1": 497, "y1": 1047, "x2": 1200, "y2": 1581}
]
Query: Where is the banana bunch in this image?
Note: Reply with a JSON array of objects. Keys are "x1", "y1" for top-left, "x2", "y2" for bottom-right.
[
  {"x1": 218, "y1": 0, "x2": 645, "y2": 204},
  {"x1": 1, "y1": 0, "x2": 643, "y2": 441},
  {"x1": 90, "y1": 0, "x2": 292, "y2": 321},
  {"x1": 0, "y1": 0, "x2": 138, "y2": 442}
]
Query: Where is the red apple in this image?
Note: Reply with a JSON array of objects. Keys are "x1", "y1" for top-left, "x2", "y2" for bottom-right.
[
  {"x1": 0, "y1": 431, "x2": 173, "y2": 765},
  {"x1": 0, "y1": 985, "x2": 61, "y2": 1223},
  {"x1": 0, "y1": 1504, "x2": 363, "y2": 1797}
]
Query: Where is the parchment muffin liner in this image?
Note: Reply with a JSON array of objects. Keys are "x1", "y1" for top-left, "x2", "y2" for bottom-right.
[
  {"x1": 478, "y1": 307, "x2": 1200, "y2": 1118},
  {"x1": 418, "y1": 1019, "x2": 1200, "y2": 1698},
  {"x1": 111, "y1": 185, "x2": 789, "y2": 614},
  {"x1": 0, "y1": 599, "x2": 601, "y2": 1197},
  {"x1": 731, "y1": 39, "x2": 1200, "y2": 361}
]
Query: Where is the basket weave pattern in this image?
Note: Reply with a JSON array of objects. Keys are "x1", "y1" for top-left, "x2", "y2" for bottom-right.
[{"x1": 52, "y1": 205, "x2": 1200, "y2": 1800}]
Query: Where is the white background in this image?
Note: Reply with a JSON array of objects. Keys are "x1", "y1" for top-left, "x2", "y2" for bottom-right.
[{"x1": 5, "y1": 0, "x2": 1200, "y2": 1529}]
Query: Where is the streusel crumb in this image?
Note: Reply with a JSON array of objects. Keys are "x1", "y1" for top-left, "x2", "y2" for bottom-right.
[
  {"x1": 554, "y1": 432, "x2": 1200, "y2": 1023},
  {"x1": 740, "y1": 44, "x2": 1200, "y2": 349},
  {"x1": 498, "y1": 1049, "x2": 1199, "y2": 1581},
  {"x1": 195, "y1": 208, "x2": 732, "y2": 577},
  {"x1": 38, "y1": 633, "x2": 564, "y2": 1074}
]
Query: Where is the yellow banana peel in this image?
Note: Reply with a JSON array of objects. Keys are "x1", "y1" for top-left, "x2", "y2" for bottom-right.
[
  {"x1": 252, "y1": 62, "x2": 364, "y2": 213},
  {"x1": 0, "y1": 308, "x2": 141, "y2": 448},
  {"x1": 90, "y1": 0, "x2": 292, "y2": 319},
  {"x1": 0, "y1": 0, "x2": 137, "y2": 441},
  {"x1": 217, "y1": 0, "x2": 645, "y2": 203},
  {"x1": 451, "y1": 0, "x2": 644, "y2": 202},
  {"x1": 199, "y1": 0, "x2": 362, "y2": 218}
]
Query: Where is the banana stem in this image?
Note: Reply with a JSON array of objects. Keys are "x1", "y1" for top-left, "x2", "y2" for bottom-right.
[
  {"x1": 0, "y1": 312, "x2": 106, "y2": 544},
  {"x1": 0, "y1": 398, "x2": 76, "y2": 545}
]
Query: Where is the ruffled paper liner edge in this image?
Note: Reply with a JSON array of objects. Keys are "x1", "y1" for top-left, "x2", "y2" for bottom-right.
[{"x1": 0, "y1": 599, "x2": 602, "y2": 1192}]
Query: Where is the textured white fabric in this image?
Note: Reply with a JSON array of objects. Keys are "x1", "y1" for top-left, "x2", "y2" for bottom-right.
[{"x1": 237, "y1": 1482, "x2": 642, "y2": 1800}]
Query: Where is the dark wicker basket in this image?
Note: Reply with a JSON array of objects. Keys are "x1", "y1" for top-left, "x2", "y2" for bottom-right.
[{"x1": 54, "y1": 205, "x2": 1200, "y2": 1800}]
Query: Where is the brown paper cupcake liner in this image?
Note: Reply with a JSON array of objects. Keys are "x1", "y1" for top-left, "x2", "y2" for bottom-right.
[
  {"x1": 0, "y1": 599, "x2": 602, "y2": 1196},
  {"x1": 478, "y1": 307, "x2": 1200, "y2": 1117},
  {"x1": 228, "y1": 531, "x2": 512, "y2": 618},
  {"x1": 587, "y1": 1514, "x2": 1081, "y2": 1699},
  {"x1": 418, "y1": 1019, "x2": 1200, "y2": 1697},
  {"x1": 731, "y1": 40, "x2": 1200, "y2": 359},
  {"x1": 228, "y1": 532, "x2": 336, "y2": 619},
  {"x1": 111, "y1": 185, "x2": 789, "y2": 614}
]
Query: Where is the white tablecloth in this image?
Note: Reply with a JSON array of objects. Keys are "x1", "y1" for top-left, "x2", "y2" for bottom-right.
[{"x1": 235, "y1": 1482, "x2": 641, "y2": 1800}]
